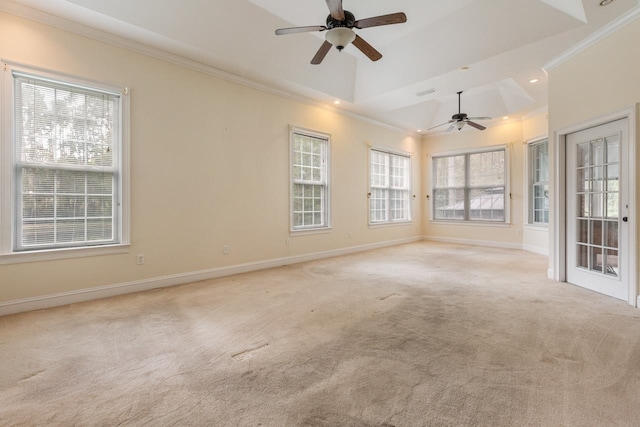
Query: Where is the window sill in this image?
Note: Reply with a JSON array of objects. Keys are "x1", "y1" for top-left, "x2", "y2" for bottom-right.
[
  {"x1": 524, "y1": 224, "x2": 550, "y2": 230},
  {"x1": 0, "y1": 244, "x2": 130, "y2": 265},
  {"x1": 290, "y1": 227, "x2": 333, "y2": 237},
  {"x1": 368, "y1": 221, "x2": 412, "y2": 229},
  {"x1": 429, "y1": 220, "x2": 511, "y2": 228}
]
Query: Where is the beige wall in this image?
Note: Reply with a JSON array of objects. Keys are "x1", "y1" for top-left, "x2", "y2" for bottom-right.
[
  {"x1": 0, "y1": 12, "x2": 422, "y2": 303},
  {"x1": 547, "y1": 17, "x2": 640, "y2": 297},
  {"x1": 422, "y1": 120, "x2": 528, "y2": 246}
]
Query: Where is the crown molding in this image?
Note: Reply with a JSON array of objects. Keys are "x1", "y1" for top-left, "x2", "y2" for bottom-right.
[
  {"x1": 544, "y1": 5, "x2": 640, "y2": 71},
  {"x1": 0, "y1": 1, "x2": 417, "y2": 137}
]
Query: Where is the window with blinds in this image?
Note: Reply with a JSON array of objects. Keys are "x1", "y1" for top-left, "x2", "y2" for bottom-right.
[
  {"x1": 10, "y1": 71, "x2": 121, "y2": 251},
  {"x1": 528, "y1": 139, "x2": 549, "y2": 225},
  {"x1": 433, "y1": 147, "x2": 508, "y2": 222},
  {"x1": 369, "y1": 149, "x2": 411, "y2": 224},
  {"x1": 290, "y1": 128, "x2": 330, "y2": 231}
]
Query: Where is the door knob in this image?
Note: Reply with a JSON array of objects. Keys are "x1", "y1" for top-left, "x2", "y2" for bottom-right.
[{"x1": 623, "y1": 217, "x2": 628, "y2": 222}]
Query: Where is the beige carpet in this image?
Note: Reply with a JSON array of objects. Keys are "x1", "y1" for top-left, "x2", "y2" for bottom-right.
[{"x1": 1, "y1": 242, "x2": 640, "y2": 426}]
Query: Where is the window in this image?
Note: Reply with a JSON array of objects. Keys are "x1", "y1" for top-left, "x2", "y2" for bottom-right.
[
  {"x1": 528, "y1": 139, "x2": 549, "y2": 225},
  {"x1": 1, "y1": 62, "x2": 129, "y2": 260},
  {"x1": 290, "y1": 128, "x2": 330, "y2": 231},
  {"x1": 432, "y1": 147, "x2": 508, "y2": 222},
  {"x1": 369, "y1": 149, "x2": 411, "y2": 224}
]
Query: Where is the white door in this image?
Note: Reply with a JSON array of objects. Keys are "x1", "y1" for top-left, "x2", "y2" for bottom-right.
[{"x1": 566, "y1": 119, "x2": 629, "y2": 301}]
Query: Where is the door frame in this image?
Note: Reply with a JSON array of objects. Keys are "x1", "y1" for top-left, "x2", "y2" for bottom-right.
[{"x1": 552, "y1": 106, "x2": 637, "y2": 306}]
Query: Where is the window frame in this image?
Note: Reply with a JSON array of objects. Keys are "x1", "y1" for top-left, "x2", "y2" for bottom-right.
[
  {"x1": 368, "y1": 147, "x2": 412, "y2": 226},
  {"x1": 526, "y1": 137, "x2": 549, "y2": 227},
  {"x1": 0, "y1": 61, "x2": 130, "y2": 264},
  {"x1": 431, "y1": 145, "x2": 510, "y2": 224},
  {"x1": 289, "y1": 126, "x2": 331, "y2": 234}
]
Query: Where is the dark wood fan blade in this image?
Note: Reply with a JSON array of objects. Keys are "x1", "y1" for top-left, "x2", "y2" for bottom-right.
[
  {"x1": 311, "y1": 40, "x2": 333, "y2": 65},
  {"x1": 466, "y1": 121, "x2": 486, "y2": 130},
  {"x1": 354, "y1": 12, "x2": 407, "y2": 29},
  {"x1": 325, "y1": 0, "x2": 345, "y2": 21},
  {"x1": 427, "y1": 120, "x2": 453, "y2": 131},
  {"x1": 352, "y1": 35, "x2": 382, "y2": 61},
  {"x1": 467, "y1": 116, "x2": 492, "y2": 121},
  {"x1": 445, "y1": 124, "x2": 456, "y2": 133},
  {"x1": 275, "y1": 26, "x2": 327, "y2": 35}
]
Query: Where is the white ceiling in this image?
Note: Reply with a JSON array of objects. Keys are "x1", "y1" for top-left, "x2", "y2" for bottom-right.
[{"x1": 6, "y1": 0, "x2": 639, "y2": 133}]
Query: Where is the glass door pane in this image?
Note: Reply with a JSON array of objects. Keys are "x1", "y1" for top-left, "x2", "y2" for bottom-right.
[{"x1": 575, "y1": 136, "x2": 620, "y2": 277}]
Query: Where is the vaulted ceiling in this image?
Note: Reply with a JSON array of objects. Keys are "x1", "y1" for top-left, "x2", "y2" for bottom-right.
[{"x1": 5, "y1": 0, "x2": 639, "y2": 133}]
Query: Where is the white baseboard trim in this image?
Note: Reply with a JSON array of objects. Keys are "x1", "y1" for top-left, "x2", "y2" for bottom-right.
[
  {"x1": 636, "y1": 296, "x2": 640, "y2": 309},
  {"x1": 422, "y1": 236, "x2": 522, "y2": 251},
  {"x1": 0, "y1": 237, "x2": 421, "y2": 316},
  {"x1": 547, "y1": 269, "x2": 555, "y2": 280},
  {"x1": 522, "y1": 244, "x2": 549, "y2": 256}
]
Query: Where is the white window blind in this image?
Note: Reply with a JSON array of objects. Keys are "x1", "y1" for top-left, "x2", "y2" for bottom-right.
[
  {"x1": 369, "y1": 149, "x2": 411, "y2": 224},
  {"x1": 13, "y1": 72, "x2": 120, "y2": 250},
  {"x1": 291, "y1": 130, "x2": 329, "y2": 230}
]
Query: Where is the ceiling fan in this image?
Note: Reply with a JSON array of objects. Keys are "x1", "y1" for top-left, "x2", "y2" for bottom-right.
[
  {"x1": 275, "y1": 0, "x2": 407, "y2": 65},
  {"x1": 429, "y1": 91, "x2": 493, "y2": 132}
]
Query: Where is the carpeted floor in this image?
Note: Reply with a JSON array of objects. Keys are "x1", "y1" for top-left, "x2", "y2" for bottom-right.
[{"x1": 1, "y1": 242, "x2": 640, "y2": 426}]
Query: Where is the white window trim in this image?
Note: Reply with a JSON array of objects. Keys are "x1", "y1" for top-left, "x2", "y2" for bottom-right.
[
  {"x1": 289, "y1": 126, "x2": 331, "y2": 234},
  {"x1": 525, "y1": 136, "x2": 549, "y2": 228},
  {"x1": 0, "y1": 60, "x2": 130, "y2": 264},
  {"x1": 430, "y1": 144, "x2": 511, "y2": 224},
  {"x1": 368, "y1": 145, "x2": 413, "y2": 227}
]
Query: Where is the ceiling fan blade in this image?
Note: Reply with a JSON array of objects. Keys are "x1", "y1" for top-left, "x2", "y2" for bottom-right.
[
  {"x1": 354, "y1": 12, "x2": 407, "y2": 29},
  {"x1": 427, "y1": 121, "x2": 452, "y2": 131},
  {"x1": 467, "y1": 116, "x2": 492, "y2": 121},
  {"x1": 275, "y1": 26, "x2": 327, "y2": 35},
  {"x1": 311, "y1": 40, "x2": 333, "y2": 65},
  {"x1": 445, "y1": 124, "x2": 456, "y2": 133},
  {"x1": 352, "y1": 35, "x2": 382, "y2": 61},
  {"x1": 466, "y1": 121, "x2": 486, "y2": 131},
  {"x1": 325, "y1": 0, "x2": 345, "y2": 21}
]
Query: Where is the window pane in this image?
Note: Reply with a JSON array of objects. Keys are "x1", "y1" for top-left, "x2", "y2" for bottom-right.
[
  {"x1": 433, "y1": 148, "x2": 508, "y2": 223},
  {"x1": 469, "y1": 150, "x2": 504, "y2": 187},
  {"x1": 14, "y1": 72, "x2": 119, "y2": 250},
  {"x1": 370, "y1": 188, "x2": 388, "y2": 223},
  {"x1": 291, "y1": 130, "x2": 328, "y2": 230},
  {"x1": 469, "y1": 187, "x2": 505, "y2": 221},
  {"x1": 529, "y1": 140, "x2": 549, "y2": 224},
  {"x1": 435, "y1": 156, "x2": 464, "y2": 188},
  {"x1": 369, "y1": 151, "x2": 410, "y2": 223},
  {"x1": 434, "y1": 189, "x2": 464, "y2": 220}
]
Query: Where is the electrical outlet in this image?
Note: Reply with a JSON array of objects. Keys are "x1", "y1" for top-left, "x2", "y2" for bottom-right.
[
  {"x1": 136, "y1": 254, "x2": 145, "y2": 265},
  {"x1": 285, "y1": 239, "x2": 290, "y2": 247},
  {"x1": 348, "y1": 232, "x2": 352, "y2": 239},
  {"x1": 223, "y1": 245, "x2": 230, "y2": 255}
]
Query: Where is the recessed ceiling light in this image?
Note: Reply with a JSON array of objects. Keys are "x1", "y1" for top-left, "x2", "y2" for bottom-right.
[
  {"x1": 600, "y1": 0, "x2": 614, "y2": 6},
  {"x1": 334, "y1": 100, "x2": 341, "y2": 105},
  {"x1": 503, "y1": 116, "x2": 510, "y2": 120},
  {"x1": 529, "y1": 78, "x2": 539, "y2": 84},
  {"x1": 417, "y1": 129, "x2": 422, "y2": 132}
]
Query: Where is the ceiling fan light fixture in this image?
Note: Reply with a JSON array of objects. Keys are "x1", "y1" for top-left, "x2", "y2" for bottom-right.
[
  {"x1": 454, "y1": 121, "x2": 465, "y2": 130},
  {"x1": 326, "y1": 28, "x2": 356, "y2": 51}
]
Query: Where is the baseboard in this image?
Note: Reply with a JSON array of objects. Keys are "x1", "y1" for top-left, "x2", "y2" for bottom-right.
[
  {"x1": 422, "y1": 235, "x2": 522, "y2": 251},
  {"x1": 0, "y1": 236, "x2": 421, "y2": 316},
  {"x1": 547, "y1": 269, "x2": 555, "y2": 280},
  {"x1": 636, "y1": 296, "x2": 640, "y2": 309},
  {"x1": 522, "y1": 244, "x2": 549, "y2": 256}
]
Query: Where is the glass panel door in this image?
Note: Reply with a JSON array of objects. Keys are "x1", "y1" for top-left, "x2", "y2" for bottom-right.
[{"x1": 566, "y1": 119, "x2": 628, "y2": 302}]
